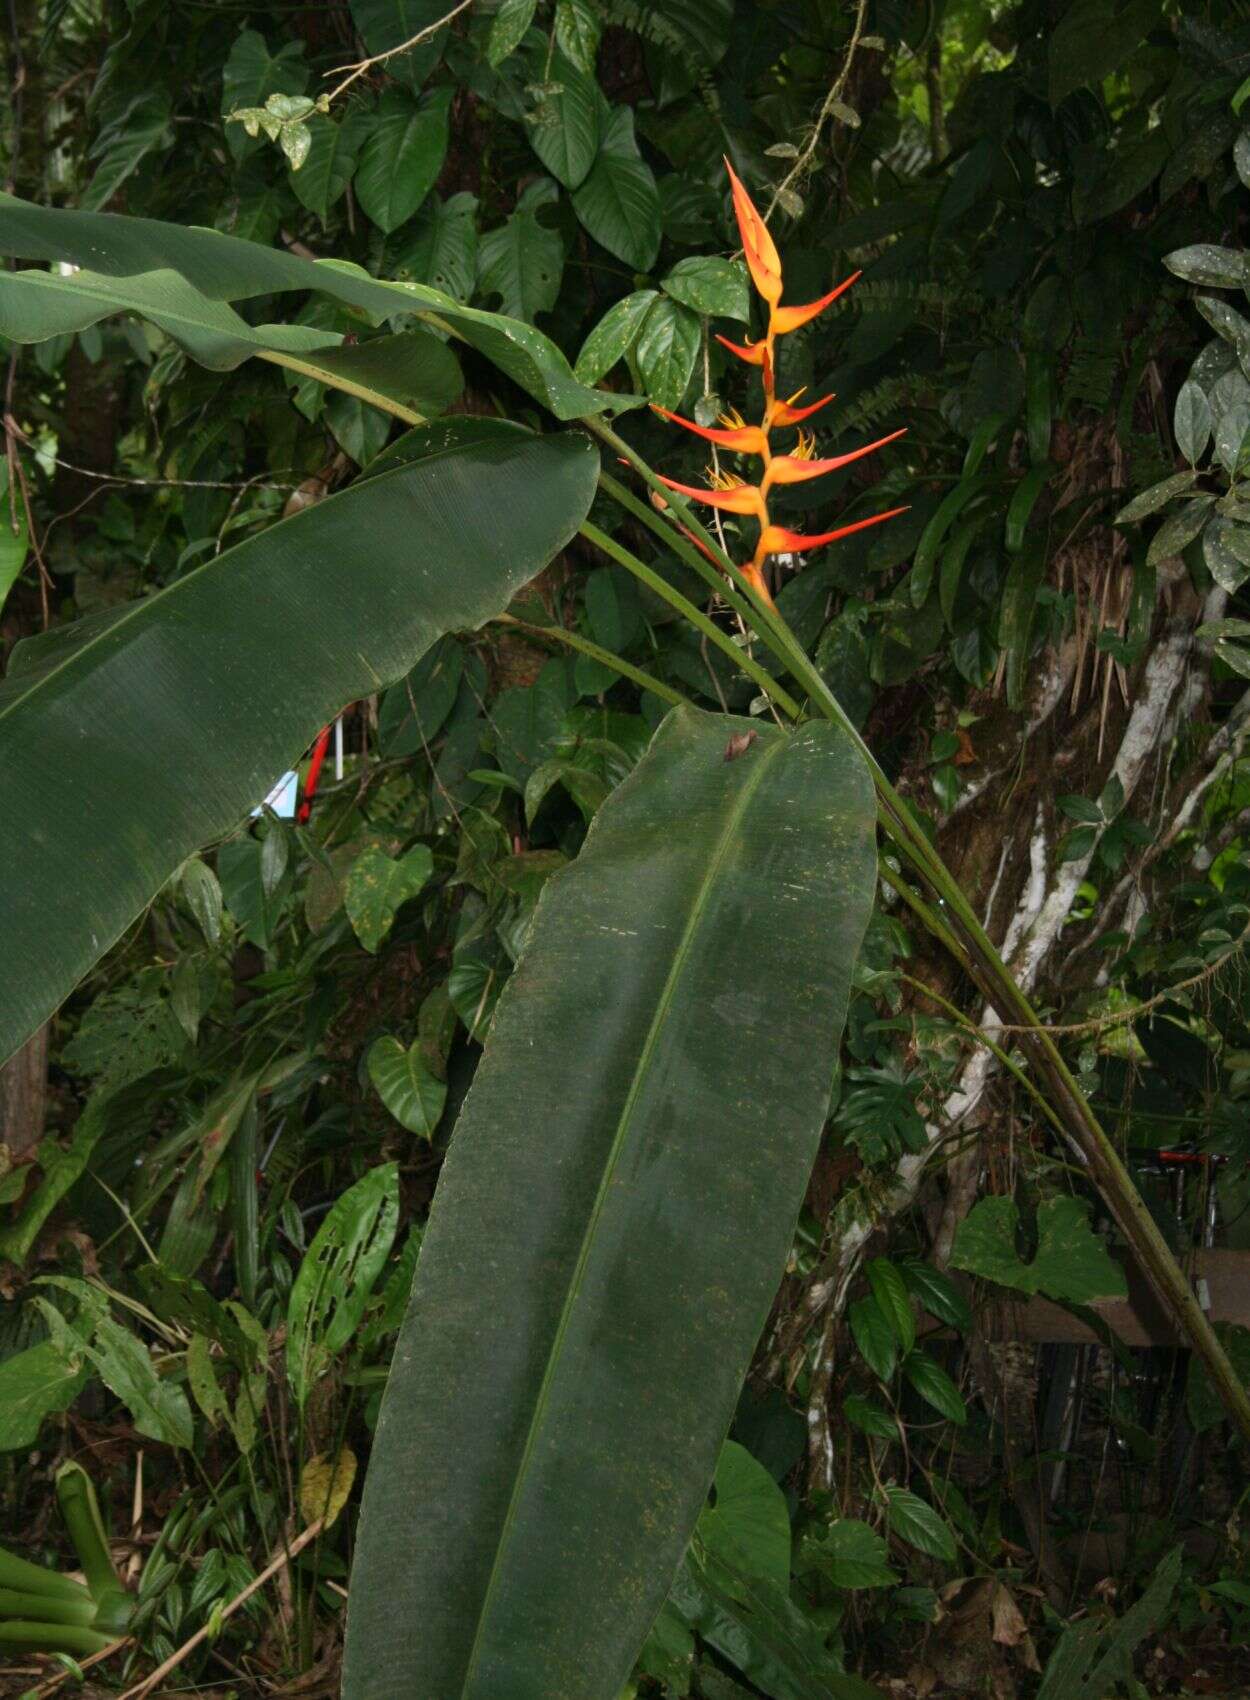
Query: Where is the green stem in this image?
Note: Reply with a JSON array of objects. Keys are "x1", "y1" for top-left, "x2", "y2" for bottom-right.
[
  {"x1": 0, "y1": 1587, "x2": 95, "y2": 1626},
  {"x1": 0, "y1": 1620, "x2": 115, "y2": 1654},
  {"x1": 0, "y1": 1545, "x2": 90, "y2": 1604},
  {"x1": 584, "y1": 415, "x2": 1250, "y2": 1443},
  {"x1": 491, "y1": 613, "x2": 690, "y2": 708},
  {"x1": 55, "y1": 1463, "x2": 120, "y2": 1605},
  {"x1": 897, "y1": 973, "x2": 1071, "y2": 1147},
  {"x1": 578, "y1": 522, "x2": 801, "y2": 719}
]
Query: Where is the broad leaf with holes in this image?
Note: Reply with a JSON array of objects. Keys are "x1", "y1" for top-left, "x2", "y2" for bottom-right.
[
  {"x1": 345, "y1": 705, "x2": 877, "y2": 1698},
  {"x1": 0, "y1": 429, "x2": 598, "y2": 1064},
  {"x1": 286, "y1": 1164, "x2": 400, "y2": 1408}
]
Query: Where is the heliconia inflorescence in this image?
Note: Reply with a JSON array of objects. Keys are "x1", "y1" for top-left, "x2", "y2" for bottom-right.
[{"x1": 653, "y1": 159, "x2": 907, "y2": 606}]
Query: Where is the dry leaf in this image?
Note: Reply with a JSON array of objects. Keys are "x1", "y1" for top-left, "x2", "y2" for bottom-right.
[
  {"x1": 991, "y1": 1583, "x2": 1029, "y2": 1648},
  {"x1": 299, "y1": 1445, "x2": 357, "y2": 1530}
]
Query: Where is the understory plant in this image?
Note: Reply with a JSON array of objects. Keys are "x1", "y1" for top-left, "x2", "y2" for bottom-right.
[{"x1": 2, "y1": 42, "x2": 1250, "y2": 1700}]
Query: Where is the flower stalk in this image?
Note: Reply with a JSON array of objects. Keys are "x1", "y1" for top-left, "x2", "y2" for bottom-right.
[
  {"x1": 584, "y1": 164, "x2": 1250, "y2": 1445},
  {"x1": 649, "y1": 160, "x2": 908, "y2": 606}
]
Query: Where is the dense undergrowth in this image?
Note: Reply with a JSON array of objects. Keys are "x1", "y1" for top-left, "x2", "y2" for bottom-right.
[{"x1": 3, "y1": 1, "x2": 1250, "y2": 1695}]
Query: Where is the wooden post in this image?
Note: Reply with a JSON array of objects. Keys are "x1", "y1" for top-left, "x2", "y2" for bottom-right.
[{"x1": 0, "y1": 1023, "x2": 48, "y2": 1163}]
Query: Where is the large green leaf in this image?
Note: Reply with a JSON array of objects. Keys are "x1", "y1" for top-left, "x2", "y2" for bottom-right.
[
  {"x1": 354, "y1": 88, "x2": 452, "y2": 234},
  {"x1": 950, "y1": 1195, "x2": 1128, "y2": 1304},
  {"x1": 525, "y1": 52, "x2": 603, "y2": 189},
  {"x1": 0, "y1": 267, "x2": 463, "y2": 420},
  {"x1": 0, "y1": 430, "x2": 597, "y2": 1065},
  {"x1": 571, "y1": 107, "x2": 662, "y2": 270},
  {"x1": 0, "y1": 193, "x2": 618, "y2": 419},
  {"x1": 349, "y1": 0, "x2": 454, "y2": 87},
  {"x1": 345, "y1": 705, "x2": 877, "y2": 1699},
  {"x1": 476, "y1": 181, "x2": 565, "y2": 322}
]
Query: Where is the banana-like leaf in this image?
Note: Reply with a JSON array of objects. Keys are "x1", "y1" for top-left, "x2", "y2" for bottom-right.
[
  {"x1": 0, "y1": 193, "x2": 622, "y2": 419},
  {"x1": 0, "y1": 266, "x2": 464, "y2": 421},
  {"x1": 0, "y1": 430, "x2": 597, "y2": 1064},
  {"x1": 345, "y1": 705, "x2": 877, "y2": 1700}
]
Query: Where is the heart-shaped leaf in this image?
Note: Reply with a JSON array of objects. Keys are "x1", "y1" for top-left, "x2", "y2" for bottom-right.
[
  {"x1": 369, "y1": 1036, "x2": 448, "y2": 1138},
  {"x1": 345, "y1": 845, "x2": 434, "y2": 952}
]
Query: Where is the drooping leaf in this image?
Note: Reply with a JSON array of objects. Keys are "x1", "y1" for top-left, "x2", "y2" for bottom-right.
[
  {"x1": 1114, "y1": 469, "x2": 1200, "y2": 525},
  {"x1": 0, "y1": 264, "x2": 463, "y2": 421},
  {"x1": 901, "y1": 1350, "x2": 967, "y2": 1425},
  {"x1": 634, "y1": 294, "x2": 701, "y2": 410},
  {"x1": 345, "y1": 705, "x2": 877, "y2": 1698},
  {"x1": 0, "y1": 471, "x2": 29, "y2": 616},
  {"x1": 811, "y1": 1519, "x2": 898, "y2": 1590},
  {"x1": 392, "y1": 192, "x2": 480, "y2": 299},
  {"x1": 1173, "y1": 380, "x2": 1213, "y2": 466},
  {"x1": 0, "y1": 1341, "x2": 89, "y2": 1451},
  {"x1": 345, "y1": 844, "x2": 434, "y2": 952},
  {"x1": 0, "y1": 429, "x2": 597, "y2": 1065},
  {"x1": 849, "y1": 1295, "x2": 897, "y2": 1383},
  {"x1": 290, "y1": 110, "x2": 372, "y2": 223},
  {"x1": 486, "y1": 0, "x2": 537, "y2": 65},
  {"x1": 574, "y1": 288, "x2": 658, "y2": 384},
  {"x1": 662, "y1": 255, "x2": 750, "y2": 322},
  {"x1": 883, "y1": 1486, "x2": 956, "y2": 1563},
  {"x1": 476, "y1": 181, "x2": 565, "y2": 322},
  {"x1": 0, "y1": 194, "x2": 616, "y2": 419},
  {"x1": 555, "y1": 0, "x2": 601, "y2": 73},
  {"x1": 697, "y1": 1440, "x2": 791, "y2": 1588},
  {"x1": 671, "y1": 1544, "x2": 882, "y2": 1700},
  {"x1": 525, "y1": 53, "x2": 603, "y2": 189},
  {"x1": 300, "y1": 1447, "x2": 358, "y2": 1530},
  {"x1": 35, "y1": 1280, "x2": 194, "y2": 1449},
  {"x1": 898, "y1": 1259, "x2": 971, "y2": 1332},
  {"x1": 221, "y1": 28, "x2": 308, "y2": 161},
  {"x1": 865, "y1": 1258, "x2": 915, "y2": 1355}
]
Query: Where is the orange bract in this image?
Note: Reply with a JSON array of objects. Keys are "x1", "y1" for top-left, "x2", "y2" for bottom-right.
[
  {"x1": 725, "y1": 157, "x2": 782, "y2": 305},
  {"x1": 651, "y1": 163, "x2": 904, "y2": 608},
  {"x1": 650, "y1": 404, "x2": 769, "y2": 457},
  {"x1": 757, "y1": 508, "x2": 910, "y2": 558}
]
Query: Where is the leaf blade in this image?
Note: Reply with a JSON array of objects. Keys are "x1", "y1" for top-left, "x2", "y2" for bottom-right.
[{"x1": 345, "y1": 706, "x2": 878, "y2": 1698}]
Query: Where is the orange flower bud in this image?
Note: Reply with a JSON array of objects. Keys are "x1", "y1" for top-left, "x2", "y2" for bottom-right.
[
  {"x1": 769, "y1": 390, "x2": 836, "y2": 428},
  {"x1": 715, "y1": 332, "x2": 768, "y2": 366}
]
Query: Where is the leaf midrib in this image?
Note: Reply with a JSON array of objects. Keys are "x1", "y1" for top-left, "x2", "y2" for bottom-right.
[{"x1": 458, "y1": 728, "x2": 789, "y2": 1695}]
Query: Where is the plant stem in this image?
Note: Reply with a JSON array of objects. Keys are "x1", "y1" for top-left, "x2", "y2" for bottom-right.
[
  {"x1": 490, "y1": 612, "x2": 690, "y2": 708},
  {"x1": 578, "y1": 522, "x2": 801, "y2": 719},
  {"x1": 0, "y1": 1546, "x2": 91, "y2": 1604},
  {"x1": 585, "y1": 414, "x2": 1250, "y2": 1442},
  {"x1": 0, "y1": 1620, "x2": 114, "y2": 1654},
  {"x1": 0, "y1": 1587, "x2": 95, "y2": 1626},
  {"x1": 55, "y1": 1464, "x2": 120, "y2": 1606}
]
